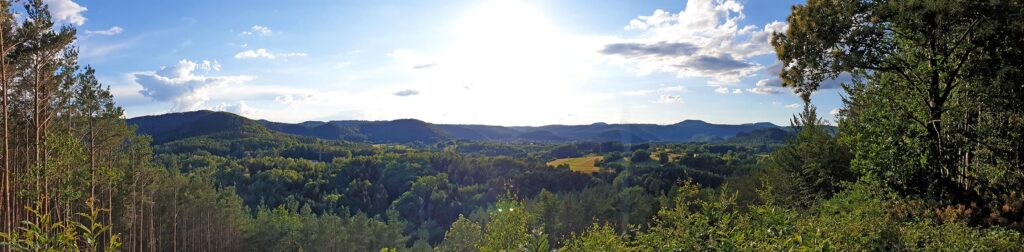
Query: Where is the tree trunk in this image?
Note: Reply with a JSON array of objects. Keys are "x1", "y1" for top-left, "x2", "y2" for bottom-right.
[{"x1": 1, "y1": 23, "x2": 9, "y2": 237}]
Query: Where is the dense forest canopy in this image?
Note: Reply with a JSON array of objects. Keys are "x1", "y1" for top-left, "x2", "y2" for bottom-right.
[{"x1": 0, "y1": 0, "x2": 1023, "y2": 251}]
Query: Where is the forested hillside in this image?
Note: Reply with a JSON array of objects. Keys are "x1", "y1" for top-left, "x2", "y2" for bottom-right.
[
  {"x1": 2, "y1": 0, "x2": 1024, "y2": 251},
  {"x1": 129, "y1": 110, "x2": 785, "y2": 144}
]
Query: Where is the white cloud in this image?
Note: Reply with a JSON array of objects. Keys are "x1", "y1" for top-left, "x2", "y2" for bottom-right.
[
  {"x1": 274, "y1": 94, "x2": 314, "y2": 108},
  {"x1": 712, "y1": 86, "x2": 744, "y2": 94},
  {"x1": 755, "y1": 77, "x2": 781, "y2": 88},
  {"x1": 784, "y1": 103, "x2": 801, "y2": 109},
  {"x1": 746, "y1": 87, "x2": 779, "y2": 95},
  {"x1": 657, "y1": 94, "x2": 682, "y2": 103},
  {"x1": 393, "y1": 89, "x2": 420, "y2": 97},
  {"x1": 85, "y1": 26, "x2": 122, "y2": 36},
  {"x1": 210, "y1": 101, "x2": 262, "y2": 117},
  {"x1": 135, "y1": 59, "x2": 253, "y2": 111},
  {"x1": 197, "y1": 60, "x2": 221, "y2": 72},
  {"x1": 43, "y1": 0, "x2": 87, "y2": 25},
  {"x1": 234, "y1": 48, "x2": 307, "y2": 59},
  {"x1": 235, "y1": 49, "x2": 274, "y2": 59},
  {"x1": 829, "y1": 108, "x2": 841, "y2": 117},
  {"x1": 240, "y1": 25, "x2": 273, "y2": 36},
  {"x1": 336, "y1": 61, "x2": 353, "y2": 68},
  {"x1": 602, "y1": 0, "x2": 787, "y2": 83}
]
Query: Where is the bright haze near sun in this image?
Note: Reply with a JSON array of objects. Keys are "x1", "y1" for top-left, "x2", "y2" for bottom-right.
[{"x1": 71, "y1": 0, "x2": 835, "y2": 126}]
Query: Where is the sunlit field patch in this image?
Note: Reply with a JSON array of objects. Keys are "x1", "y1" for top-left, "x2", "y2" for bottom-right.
[{"x1": 546, "y1": 156, "x2": 604, "y2": 174}]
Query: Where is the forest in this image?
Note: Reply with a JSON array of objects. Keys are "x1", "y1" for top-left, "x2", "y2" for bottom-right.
[{"x1": 2, "y1": 0, "x2": 1024, "y2": 251}]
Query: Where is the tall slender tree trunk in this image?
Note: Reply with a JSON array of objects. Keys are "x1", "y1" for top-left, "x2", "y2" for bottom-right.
[
  {"x1": 90, "y1": 117, "x2": 95, "y2": 200},
  {"x1": 149, "y1": 187, "x2": 156, "y2": 252},
  {"x1": 33, "y1": 63, "x2": 41, "y2": 222},
  {"x1": 107, "y1": 150, "x2": 114, "y2": 247},
  {"x1": 173, "y1": 188, "x2": 178, "y2": 252},
  {"x1": 1, "y1": 23, "x2": 10, "y2": 237}
]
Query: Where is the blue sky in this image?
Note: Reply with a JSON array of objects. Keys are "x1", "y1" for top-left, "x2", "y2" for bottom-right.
[{"x1": 62, "y1": 0, "x2": 846, "y2": 126}]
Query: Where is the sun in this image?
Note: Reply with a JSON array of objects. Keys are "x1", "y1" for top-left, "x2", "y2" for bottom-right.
[
  {"x1": 444, "y1": 0, "x2": 590, "y2": 90},
  {"x1": 451, "y1": 0, "x2": 564, "y2": 78},
  {"x1": 406, "y1": 0, "x2": 604, "y2": 125},
  {"x1": 457, "y1": 0, "x2": 557, "y2": 46}
]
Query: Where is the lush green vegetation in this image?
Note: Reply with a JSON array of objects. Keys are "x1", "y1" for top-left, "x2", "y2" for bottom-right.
[{"x1": 2, "y1": 0, "x2": 1023, "y2": 251}]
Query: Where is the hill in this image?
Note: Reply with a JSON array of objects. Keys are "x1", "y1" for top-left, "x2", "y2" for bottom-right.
[
  {"x1": 128, "y1": 110, "x2": 271, "y2": 144},
  {"x1": 129, "y1": 111, "x2": 786, "y2": 144},
  {"x1": 724, "y1": 127, "x2": 793, "y2": 145}
]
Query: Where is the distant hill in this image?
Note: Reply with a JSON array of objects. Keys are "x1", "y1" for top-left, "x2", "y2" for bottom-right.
[
  {"x1": 128, "y1": 110, "x2": 270, "y2": 144},
  {"x1": 128, "y1": 110, "x2": 788, "y2": 144},
  {"x1": 724, "y1": 127, "x2": 793, "y2": 145}
]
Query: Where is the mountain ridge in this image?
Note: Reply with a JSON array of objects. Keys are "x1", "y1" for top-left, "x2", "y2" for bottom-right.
[{"x1": 127, "y1": 110, "x2": 789, "y2": 144}]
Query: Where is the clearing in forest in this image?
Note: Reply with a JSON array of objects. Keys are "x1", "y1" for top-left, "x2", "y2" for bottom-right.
[{"x1": 547, "y1": 156, "x2": 604, "y2": 174}]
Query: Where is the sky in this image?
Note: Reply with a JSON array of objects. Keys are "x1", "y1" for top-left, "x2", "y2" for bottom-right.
[{"x1": 60, "y1": 0, "x2": 848, "y2": 126}]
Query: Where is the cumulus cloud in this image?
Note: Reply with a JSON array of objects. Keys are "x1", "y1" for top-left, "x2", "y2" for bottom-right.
[
  {"x1": 240, "y1": 25, "x2": 273, "y2": 36},
  {"x1": 197, "y1": 60, "x2": 221, "y2": 72},
  {"x1": 746, "y1": 87, "x2": 779, "y2": 95},
  {"x1": 393, "y1": 89, "x2": 420, "y2": 97},
  {"x1": 43, "y1": 0, "x2": 87, "y2": 25},
  {"x1": 210, "y1": 100, "x2": 262, "y2": 117},
  {"x1": 713, "y1": 86, "x2": 743, "y2": 94},
  {"x1": 234, "y1": 49, "x2": 273, "y2": 59},
  {"x1": 755, "y1": 77, "x2": 781, "y2": 88},
  {"x1": 135, "y1": 59, "x2": 253, "y2": 111},
  {"x1": 657, "y1": 94, "x2": 682, "y2": 103},
  {"x1": 234, "y1": 48, "x2": 307, "y2": 59},
  {"x1": 274, "y1": 94, "x2": 314, "y2": 108},
  {"x1": 603, "y1": 0, "x2": 787, "y2": 83},
  {"x1": 85, "y1": 26, "x2": 122, "y2": 35},
  {"x1": 600, "y1": 42, "x2": 698, "y2": 58}
]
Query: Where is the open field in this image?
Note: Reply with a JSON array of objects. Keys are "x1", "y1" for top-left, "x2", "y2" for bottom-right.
[{"x1": 546, "y1": 156, "x2": 604, "y2": 174}]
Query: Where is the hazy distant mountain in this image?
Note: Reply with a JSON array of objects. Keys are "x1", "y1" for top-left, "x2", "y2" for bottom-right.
[
  {"x1": 725, "y1": 127, "x2": 794, "y2": 145},
  {"x1": 128, "y1": 110, "x2": 787, "y2": 144}
]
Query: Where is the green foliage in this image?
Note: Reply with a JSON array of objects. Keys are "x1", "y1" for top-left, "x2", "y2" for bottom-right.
[
  {"x1": 1, "y1": 200, "x2": 120, "y2": 252},
  {"x1": 633, "y1": 181, "x2": 741, "y2": 251},
  {"x1": 897, "y1": 220, "x2": 1023, "y2": 251},
  {"x1": 560, "y1": 223, "x2": 630, "y2": 252},
  {"x1": 627, "y1": 180, "x2": 1024, "y2": 251},
  {"x1": 436, "y1": 215, "x2": 483, "y2": 252},
  {"x1": 629, "y1": 149, "x2": 651, "y2": 163},
  {"x1": 246, "y1": 205, "x2": 407, "y2": 251},
  {"x1": 479, "y1": 199, "x2": 534, "y2": 252},
  {"x1": 775, "y1": 0, "x2": 1024, "y2": 217},
  {"x1": 762, "y1": 104, "x2": 853, "y2": 207}
]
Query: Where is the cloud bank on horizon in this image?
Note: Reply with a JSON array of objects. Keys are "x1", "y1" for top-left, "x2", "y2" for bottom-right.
[{"x1": 73, "y1": 0, "x2": 846, "y2": 126}]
